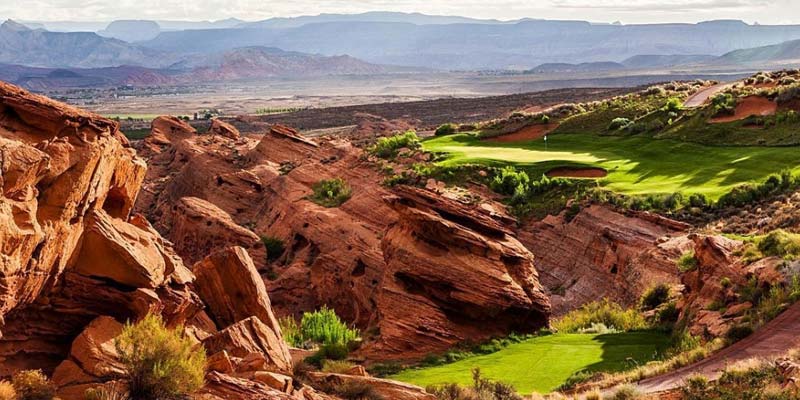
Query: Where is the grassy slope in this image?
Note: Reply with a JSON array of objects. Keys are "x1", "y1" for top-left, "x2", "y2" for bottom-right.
[
  {"x1": 424, "y1": 133, "x2": 800, "y2": 199},
  {"x1": 390, "y1": 332, "x2": 670, "y2": 395}
]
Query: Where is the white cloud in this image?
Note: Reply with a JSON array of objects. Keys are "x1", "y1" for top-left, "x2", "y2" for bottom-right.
[{"x1": 0, "y1": 0, "x2": 796, "y2": 24}]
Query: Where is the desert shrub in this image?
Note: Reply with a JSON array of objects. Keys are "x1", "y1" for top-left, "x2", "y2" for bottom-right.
[
  {"x1": 309, "y1": 178, "x2": 352, "y2": 207},
  {"x1": 711, "y1": 93, "x2": 736, "y2": 116},
  {"x1": 435, "y1": 123, "x2": 458, "y2": 136},
  {"x1": 368, "y1": 131, "x2": 420, "y2": 158},
  {"x1": 681, "y1": 375, "x2": 709, "y2": 400},
  {"x1": 609, "y1": 117, "x2": 633, "y2": 131},
  {"x1": 677, "y1": 251, "x2": 698, "y2": 272},
  {"x1": 717, "y1": 171, "x2": 799, "y2": 209},
  {"x1": 757, "y1": 229, "x2": 800, "y2": 259},
  {"x1": 299, "y1": 306, "x2": 360, "y2": 347},
  {"x1": 12, "y1": 370, "x2": 55, "y2": 400},
  {"x1": 490, "y1": 166, "x2": 530, "y2": 196},
  {"x1": 261, "y1": 235, "x2": 285, "y2": 262},
  {"x1": 609, "y1": 385, "x2": 640, "y2": 400},
  {"x1": 662, "y1": 97, "x2": 683, "y2": 113},
  {"x1": 305, "y1": 343, "x2": 351, "y2": 367},
  {"x1": 115, "y1": 314, "x2": 206, "y2": 400},
  {"x1": 279, "y1": 316, "x2": 303, "y2": 347},
  {"x1": 553, "y1": 299, "x2": 647, "y2": 333},
  {"x1": 720, "y1": 277, "x2": 732, "y2": 288},
  {"x1": 321, "y1": 360, "x2": 356, "y2": 374},
  {"x1": 776, "y1": 83, "x2": 800, "y2": 104},
  {"x1": 322, "y1": 382, "x2": 383, "y2": 400},
  {"x1": 426, "y1": 369, "x2": 522, "y2": 400},
  {"x1": 84, "y1": 384, "x2": 130, "y2": 400},
  {"x1": 725, "y1": 324, "x2": 754, "y2": 343},
  {"x1": 0, "y1": 381, "x2": 15, "y2": 400},
  {"x1": 640, "y1": 284, "x2": 671, "y2": 311}
]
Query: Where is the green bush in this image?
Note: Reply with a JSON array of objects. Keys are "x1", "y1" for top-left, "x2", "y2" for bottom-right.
[
  {"x1": 309, "y1": 178, "x2": 352, "y2": 208},
  {"x1": 435, "y1": 123, "x2": 458, "y2": 136},
  {"x1": 305, "y1": 343, "x2": 350, "y2": 367},
  {"x1": 609, "y1": 117, "x2": 633, "y2": 131},
  {"x1": 725, "y1": 324, "x2": 754, "y2": 343},
  {"x1": 11, "y1": 370, "x2": 55, "y2": 400},
  {"x1": 261, "y1": 235, "x2": 285, "y2": 262},
  {"x1": 368, "y1": 131, "x2": 420, "y2": 158},
  {"x1": 662, "y1": 97, "x2": 683, "y2": 113},
  {"x1": 677, "y1": 252, "x2": 698, "y2": 272},
  {"x1": 279, "y1": 316, "x2": 303, "y2": 347},
  {"x1": 757, "y1": 229, "x2": 800, "y2": 259},
  {"x1": 284, "y1": 306, "x2": 360, "y2": 349},
  {"x1": 640, "y1": 284, "x2": 671, "y2": 311},
  {"x1": 115, "y1": 314, "x2": 206, "y2": 400},
  {"x1": 490, "y1": 166, "x2": 530, "y2": 196},
  {"x1": 711, "y1": 93, "x2": 736, "y2": 116},
  {"x1": 553, "y1": 299, "x2": 648, "y2": 333}
]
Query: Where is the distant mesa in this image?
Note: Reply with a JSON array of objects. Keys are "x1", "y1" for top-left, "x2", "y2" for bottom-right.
[{"x1": 98, "y1": 20, "x2": 161, "y2": 42}]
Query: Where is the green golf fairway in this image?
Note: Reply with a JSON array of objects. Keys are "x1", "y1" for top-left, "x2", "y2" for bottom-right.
[
  {"x1": 390, "y1": 332, "x2": 670, "y2": 395},
  {"x1": 424, "y1": 133, "x2": 800, "y2": 199}
]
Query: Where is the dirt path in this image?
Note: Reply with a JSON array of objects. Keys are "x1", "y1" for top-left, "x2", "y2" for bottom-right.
[
  {"x1": 684, "y1": 83, "x2": 731, "y2": 108},
  {"x1": 634, "y1": 302, "x2": 800, "y2": 394}
]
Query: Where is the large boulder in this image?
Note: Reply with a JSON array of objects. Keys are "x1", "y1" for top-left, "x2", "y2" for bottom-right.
[
  {"x1": 306, "y1": 372, "x2": 436, "y2": 400},
  {"x1": 203, "y1": 316, "x2": 292, "y2": 375}
]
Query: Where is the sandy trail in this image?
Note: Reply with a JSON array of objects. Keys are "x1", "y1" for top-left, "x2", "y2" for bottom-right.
[
  {"x1": 632, "y1": 302, "x2": 800, "y2": 394},
  {"x1": 684, "y1": 83, "x2": 731, "y2": 108},
  {"x1": 710, "y1": 96, "x2": 777, "y2": 123}
]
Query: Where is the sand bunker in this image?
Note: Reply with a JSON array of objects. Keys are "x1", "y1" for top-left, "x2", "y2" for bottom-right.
[
  {"x1": 485, "y1": 123, "x2": 558, "y2": 143},
  {"x1": 546, "y1": 167, "x2": 608, "y2": 178},
  {"x1": 711, "y1": 96, "x2": 777, "y2": 123}
]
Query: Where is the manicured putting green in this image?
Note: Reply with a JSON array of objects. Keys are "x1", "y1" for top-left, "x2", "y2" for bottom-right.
[
  {"x1": 424, "y1": 133, "x2": 800, "y2": 199},
  {"x1": 390, "y1": 332, "x2": 669, "y2": 395}
]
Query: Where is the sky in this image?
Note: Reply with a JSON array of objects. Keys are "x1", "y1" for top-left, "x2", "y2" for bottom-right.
[{"x1": 1, "y1": 0, "x2": 798, "y2": 25}]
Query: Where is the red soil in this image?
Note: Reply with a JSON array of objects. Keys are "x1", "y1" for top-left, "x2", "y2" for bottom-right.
[
  {"x1": 485, "y1": 123, "x2": 558, "y2": 143},
  {"x1": 546, "y1": 167, "x2": 608, "y2": 178},
  {"x1": 710, "y1": 96, "x2": 777, "y2": 123}
]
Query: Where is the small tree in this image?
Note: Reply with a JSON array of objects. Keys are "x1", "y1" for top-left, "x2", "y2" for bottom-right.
[
  {"x1": 435, "y1": 123, "x2": 458, "y2": 136},
  {"x1": 115, "y1": 314, "x2": 206, "y2": 400}
]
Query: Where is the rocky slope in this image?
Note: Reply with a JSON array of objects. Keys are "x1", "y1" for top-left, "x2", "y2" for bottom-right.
[
  {"x1": 0, "y1": 80, "x2": 434, "y2": 399},
  {"x1": 133, "y1": 116, "x2": 552, "y2": 360}
]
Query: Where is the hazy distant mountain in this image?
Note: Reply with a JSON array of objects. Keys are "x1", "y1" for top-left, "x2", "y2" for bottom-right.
[
  {"x1": 622, "y1": 54, "x2": 717, "y2": 69},
  {"x1": 716, "y1": 39, "x2": 800, "y2": 65},
  {"x1": 0, "y1": 45, "x2": 409, "y2": 90},
  {"x1": 99, "y1": 20, "x2": 161, "y2": 42},
  {"x1": 0, "y1": 20, "x2": 172, "y2": 68},
  {"x1": 528, "y1": 62, "x2": 625, "y2": 74},
  {"x1": 19, "y1": 18, "x2": 245, "y2": 33},
  {"x1": 142, "y1": 19, "x2": 800, "y2": 70},
  {"x1": 175, "y1": 46, "x2": 407, "y2": 81},
  {"x1": 238, "y1": 11, "x2": 506, "y2": 29}
]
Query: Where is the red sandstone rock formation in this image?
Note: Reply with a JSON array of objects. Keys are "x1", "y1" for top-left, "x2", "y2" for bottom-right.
[
  {"x1": 519, "y1": 205, "x2": 689, "y2": 315},
  {"x1": 209, "y1": 118, "x2": 241, "y2": 140},
  {"x1": 0, "y1": 81, "x2": 424, "y2": 400},
  {"x1": 134, "y1": 120, "x2": 552, "y2": 359}
]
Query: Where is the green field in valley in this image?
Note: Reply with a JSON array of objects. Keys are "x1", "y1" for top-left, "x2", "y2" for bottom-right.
[
  {"x1": 423, "y1": 133, "x2": 800, "y2": 199},
  {"x1": 390, "y1": 332, "x2": 670, "y2": 395}
]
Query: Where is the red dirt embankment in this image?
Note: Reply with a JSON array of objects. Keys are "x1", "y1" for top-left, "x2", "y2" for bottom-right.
[
  {"x1": 485, "y1": 123, "x2": 559, "y2": 143},
  {"x1": 546, "y1": 167, "x2": 608, "y2": 178},
  {"x1": 711, "y1": 96, "x2": 777, "y2": 123}
]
